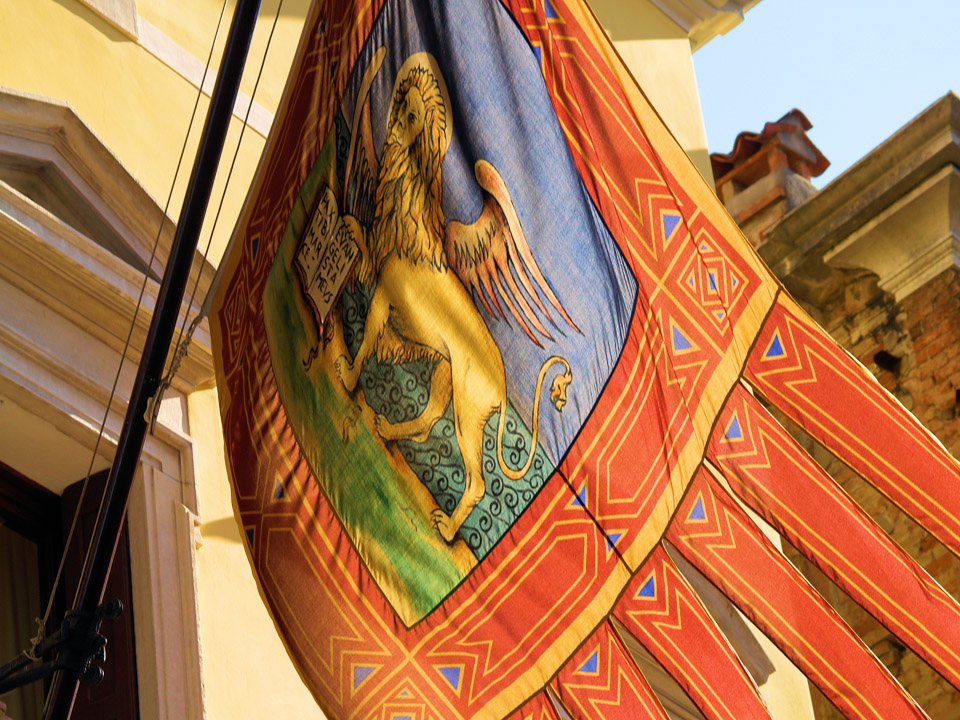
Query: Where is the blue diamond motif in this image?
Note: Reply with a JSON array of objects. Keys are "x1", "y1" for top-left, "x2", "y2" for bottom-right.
[
  {"x1": 663, "y1": 213, "x2": 681, "y2": 242},
  {"x1": 570, "y1": 486, "x2": 586, "y2": 508},
  {"x1": 765, "y1": 333, "x2": 785, "y2": 359},
  {"x1": 725, "y1": 416, "x2": 742, "y2": 440},
  {"x1": 439, "y1": 666, "x2": 461, "y2": 690},
  {"x1": 637, "y1": 575, "x2": 656, "y2": 598},
  {"x1": 672, "y1": 325, "x2": 693, "y2": 351},
  {"x1": 577, "y1": 651, "x2": 598, "y2": 674},
  {"x1": 689, "y1": 497, "x2": 706, "y2": 521},
  {"x1": 353, "y1": 666, "x2": 375, "y2": 689},
  {"x1": 545, "y1": 0, "x2": 559, "y2": 18}
]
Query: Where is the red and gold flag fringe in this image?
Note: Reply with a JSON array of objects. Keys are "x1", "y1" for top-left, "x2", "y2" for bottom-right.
[
  {"x1": 612, "y1": 546, "x2": 772, "y2": 720},
  {"x1": 551, "y1": 621, "x2": 668, "y2": 720},
  {"x1": 666, "y1": 468, "x2": 928, "y2": 720},
  {"x1": 709, "y1": 384, "x2": 960, "y2": 692},
  {"x1": 745, "y1": 293, "x2": 960, "y2": 558}
]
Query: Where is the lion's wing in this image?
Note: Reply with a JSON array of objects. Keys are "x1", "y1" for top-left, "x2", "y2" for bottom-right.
[
  {"x1": 343, "y1": 47, "x2": 385, "y2": 226},
  {"x1": 444, "y1": 160, "x2": 580, "y2": 346}
]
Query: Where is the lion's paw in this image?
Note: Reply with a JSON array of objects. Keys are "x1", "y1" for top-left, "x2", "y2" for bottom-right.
[
  {"x1": 334, "y1": 355, "x2": 354, "y2": 390},
  {"x1": 374, "y1": 413, "x2": 394, "y2": 439},
  {"x1": 430, "y1": 509, "x2": 459, "y2": 544},
  {"x1": 342, "y1": 416, "x2": 357, "y2": 443},
  {"x1": 342, "y1": 404, "x2": 360, "y2": 443}
]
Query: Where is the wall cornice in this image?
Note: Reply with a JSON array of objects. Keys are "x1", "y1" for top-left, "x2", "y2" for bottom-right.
[
  {"x1": 651, "y1": 0, "x2": 761, "y2": 49},
  {"x1": 760, "y1": 93, "x2": 960, "y2": 307},
  {"x1": 0, "y1": 89, "x2": 215, "y2": 391}
]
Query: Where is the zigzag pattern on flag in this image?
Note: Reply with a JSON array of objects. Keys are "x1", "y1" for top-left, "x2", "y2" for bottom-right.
[
  {"x1": 612, "y1": 546, "x2": 772, "y2": 720},
  {"x1": 666, "y1": 468, "x2": 928, "y2": 720},
  {"x1": 709, "y1": 384, "x2": 960, "y2": 693},
  {"x1": 550, "y1": 622, "x2": 668, "y2": 720}
]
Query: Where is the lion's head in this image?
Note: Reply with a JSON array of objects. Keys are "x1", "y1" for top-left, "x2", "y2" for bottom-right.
[{"x1": 361, "y1": 59, "x2": 449, "y2": 284}]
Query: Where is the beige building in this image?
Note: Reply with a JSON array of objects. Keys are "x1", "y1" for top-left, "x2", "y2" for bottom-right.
[{"x1": 0, "y1": 1, "x2": 820, "y2": 718}]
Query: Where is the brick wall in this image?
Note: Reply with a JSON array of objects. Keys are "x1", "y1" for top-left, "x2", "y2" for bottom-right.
[{"x1": 781, "y1": 268, "x2": 960, "y2": 719}]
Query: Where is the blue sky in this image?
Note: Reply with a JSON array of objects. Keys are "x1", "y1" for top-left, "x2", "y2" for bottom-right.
[{"x1": 694, "y1": 0, "x2": 960, "y2": 186}]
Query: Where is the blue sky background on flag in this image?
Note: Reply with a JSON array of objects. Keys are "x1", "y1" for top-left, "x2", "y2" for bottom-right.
[
  {"x1": 339, "y1": 0, "x2": 638, "y2": 462},
  {"x1": 695, "y1": 0, "x2": 960, "y2": 186}
]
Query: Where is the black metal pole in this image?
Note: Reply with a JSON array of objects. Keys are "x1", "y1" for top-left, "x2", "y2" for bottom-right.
[{"x1": 43, "y1": 1, "x2": 262, "y2": 717}]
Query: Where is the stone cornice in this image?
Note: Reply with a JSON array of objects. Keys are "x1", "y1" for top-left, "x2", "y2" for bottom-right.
[
  {"x1": 651, "y1": 0, "x2": 762, "y2": 49},
  {"x1": 760, "y1": 93, "x2": 960, "y2": 306},
  {"x1": 0, "y1": 89, "x2": 215, "y2": 391},
  {"x1": 0, "y1": 181, "x2": 213, "y2": 392},
  {"x1": 824, "y1": 165, "x2": 960, "y2": 301}
]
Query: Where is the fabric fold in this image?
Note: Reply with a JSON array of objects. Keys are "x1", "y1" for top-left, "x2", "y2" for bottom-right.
[
  {"x1": 550, "y1": 620, "x2": 669, "y2": 720},
  {"x1": 744, "y1": 293, "x2": 960, "y2": 559}
]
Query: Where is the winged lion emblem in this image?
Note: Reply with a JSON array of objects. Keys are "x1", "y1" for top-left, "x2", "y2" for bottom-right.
[{"x1": 329, "y1": 50, "x2": 580, "y2": 543}]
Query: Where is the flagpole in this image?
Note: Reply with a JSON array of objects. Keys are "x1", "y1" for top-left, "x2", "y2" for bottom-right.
[{"x1": 42, "y1": 0, "x2": 262, "y2": 717}]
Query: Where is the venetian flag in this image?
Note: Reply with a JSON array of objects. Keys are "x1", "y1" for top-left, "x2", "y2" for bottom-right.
[{"x1": 210, "y1": 0, "x2": 960, "y2": 717}]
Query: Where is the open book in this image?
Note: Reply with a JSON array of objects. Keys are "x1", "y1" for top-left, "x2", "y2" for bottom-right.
[{"x1": 293, "y1": 185, "x2": 360, "y2": 329}]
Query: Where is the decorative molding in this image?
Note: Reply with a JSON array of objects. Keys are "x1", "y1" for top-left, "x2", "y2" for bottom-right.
[
  {"x1": 76, "y1": 0, "x2": 139, "y2": 40},
  {"x1": 127, "y1": 466, "x2": 205, "y2": 720},
  {"x1": 0, "y1": 182, "x2": 213, "y2": 393},
  {"x1": 760, "y1": 93, "x2": 960, "y2": 308},
  {"x1": 651, "y1": 0, "x2": 761, "y2": 50},
  {"x1": 0, "y1": 89, "x2": 215, "y2": 392},
  {"x1": 137, "y1": 17, "x2": 274, "y2": 137},
  {"x1": 0, "y1": 79, "x2": 206, "y2": 720},
  {"x1": 0, "y1": 280, "x2": 193, "y2": 489},
  {"x1": 824, "y1": 165, "x2": 960, "y2": 301},
  {"x1": 764, "y1": 94, "x2": 960, "y2": 275}
]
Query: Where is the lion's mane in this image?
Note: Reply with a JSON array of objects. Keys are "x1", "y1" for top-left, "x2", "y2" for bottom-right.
[{"x1": 361, "y1": 66, "x2": 447, "y2": 284}]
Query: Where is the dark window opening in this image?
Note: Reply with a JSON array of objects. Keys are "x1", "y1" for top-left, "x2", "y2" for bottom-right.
[
  {"x1": 874, "y1": 350, "x2": 901, "y2": 375},
  {"x1": 0, "y1": 463, "x2": 139, "y2": 720}
]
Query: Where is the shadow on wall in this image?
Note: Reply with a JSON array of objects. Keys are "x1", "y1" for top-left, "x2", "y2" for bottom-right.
[{"x1": 201, "y1": 516, "x2": 243, "y2": 543}]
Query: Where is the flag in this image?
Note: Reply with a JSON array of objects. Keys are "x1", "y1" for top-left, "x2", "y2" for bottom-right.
[{"x1": 210, "y1": 0, "x2": 960, "y2": 716}]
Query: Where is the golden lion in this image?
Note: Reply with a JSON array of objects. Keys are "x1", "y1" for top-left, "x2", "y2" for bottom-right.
[{"x1": 335, "y1": 54, "x2": 577, "y2": 543}]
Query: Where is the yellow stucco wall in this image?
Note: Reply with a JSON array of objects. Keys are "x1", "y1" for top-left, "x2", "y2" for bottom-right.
[
  {"x1": 0, "y1": 0, "x2": 300, "y2": 265},
  {"x1": 590, "y1": 0, "x2": 714, "y2": 182},
  {"x1": 0, "y1": 2, "x2": 321, "y2": 716},
  {"x1": 188, "y1": 388, "x2": 325, "y2": 718},
  {"x1": 1, "y1": 1, "x2": 202, "y2": 209},
  {"x1": 138, "y1": 0, "x2": 309, "y2": 114}
]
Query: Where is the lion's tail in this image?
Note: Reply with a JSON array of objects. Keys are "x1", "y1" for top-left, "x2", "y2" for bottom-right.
[{"x1": 496, "y1": 356, "x2": 572, "y2": 481}]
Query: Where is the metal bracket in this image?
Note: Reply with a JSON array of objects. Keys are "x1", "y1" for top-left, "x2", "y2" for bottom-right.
[{"x1": 0, "y1": 598, "x2": 123, "y2": 695}]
